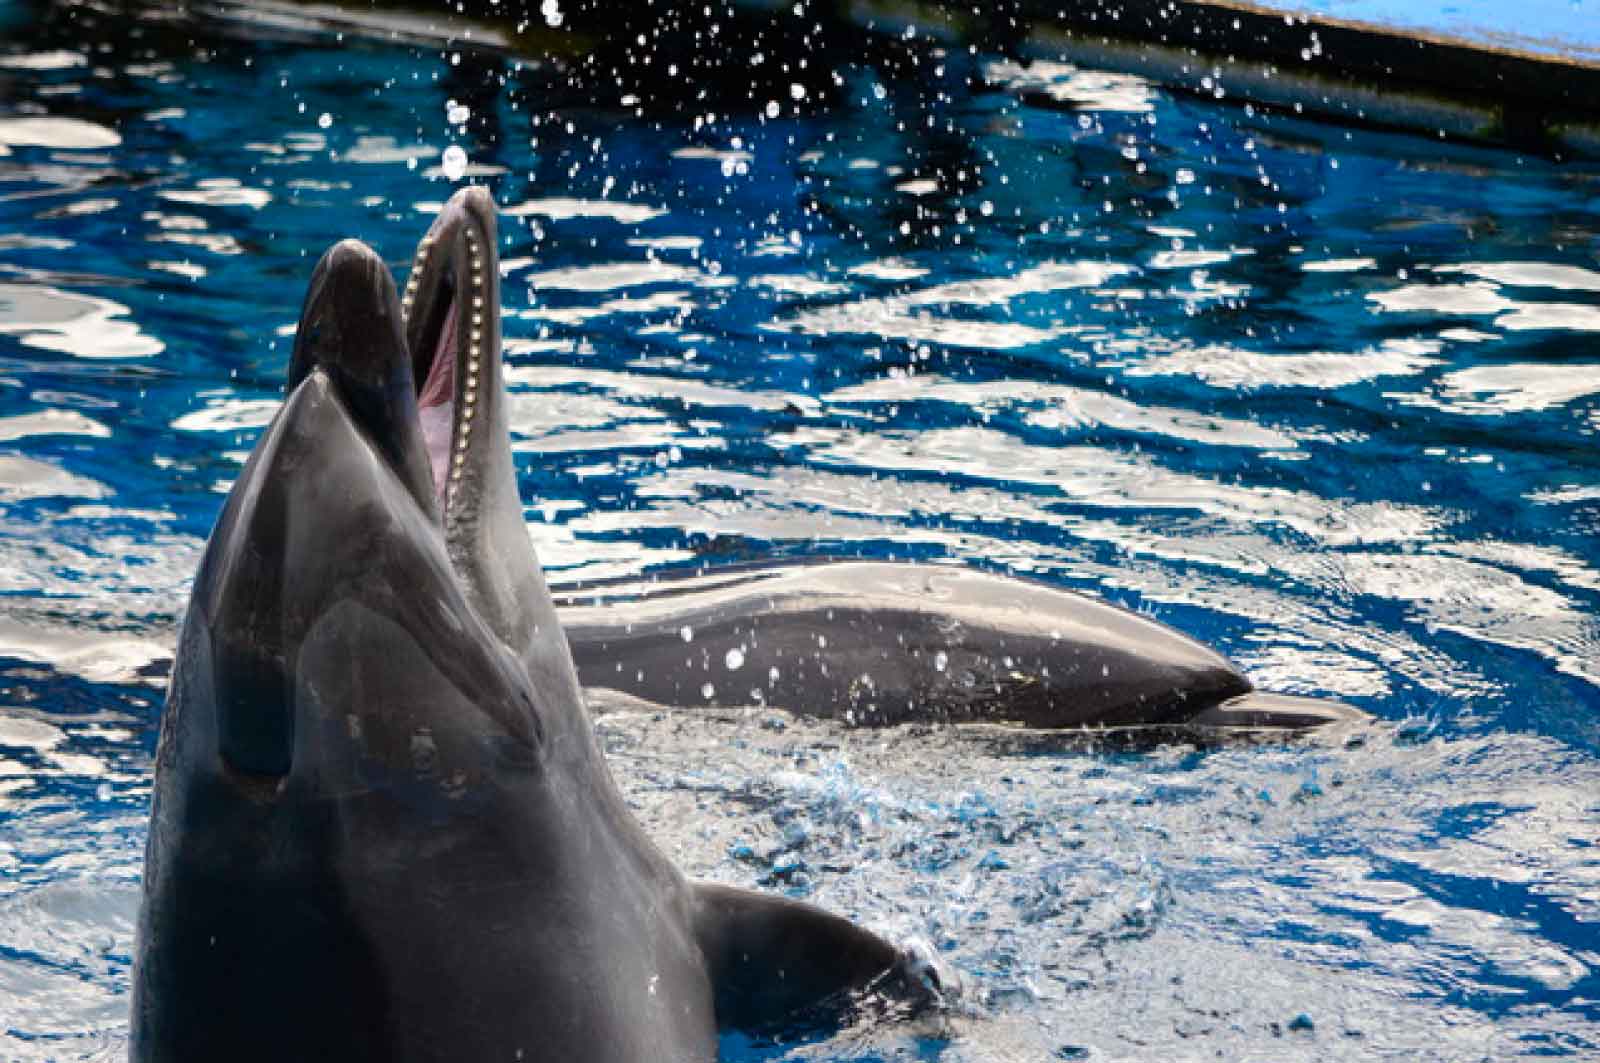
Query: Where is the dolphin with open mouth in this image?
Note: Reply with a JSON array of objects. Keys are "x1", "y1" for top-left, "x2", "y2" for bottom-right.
[{"x1": 131, "y1": 187, "x2": 924, "y2": 1061}]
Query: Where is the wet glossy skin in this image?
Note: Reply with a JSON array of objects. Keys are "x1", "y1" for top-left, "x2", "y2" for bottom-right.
[
  {"x1": 131, "y1": 191, "x2": 908, "y2": 1062},
  {"x1": 558, "y1": 561, "x2": 1368, "y2": 735}
]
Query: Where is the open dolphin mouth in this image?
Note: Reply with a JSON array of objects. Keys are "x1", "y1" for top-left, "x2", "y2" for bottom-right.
[
  {"x1": 281, "y1": 185, "x2": 503, "y2": 558},
  {"x1": 401, "y1": 192, "x2": 497, "y2": 517}
]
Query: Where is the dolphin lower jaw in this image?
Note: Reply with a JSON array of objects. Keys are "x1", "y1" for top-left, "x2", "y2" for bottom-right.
[
  {"x1": 401, "y1": 189, "x2": 566, "y2": 684},
  {"x1": 403, "y1": 190, "x2": 500, "y2": 540}
]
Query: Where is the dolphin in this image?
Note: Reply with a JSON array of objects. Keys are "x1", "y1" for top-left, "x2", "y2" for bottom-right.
[
  {"x1": 556, "y1": 562, "x2": 1368, "y2": 737},
  {"x1": 131, "y1": 188, "x2": 924, "y2": 1062}
]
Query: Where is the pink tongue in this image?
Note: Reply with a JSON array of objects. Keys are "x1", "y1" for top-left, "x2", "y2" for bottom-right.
[{"x1": 418, "y1": 298, "x2": 459, "y2": 503}]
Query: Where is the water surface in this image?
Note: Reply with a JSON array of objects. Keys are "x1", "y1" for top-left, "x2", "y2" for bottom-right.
[{"x1": 0, "y1": 3, "x2": 1597, "y2": 1059}]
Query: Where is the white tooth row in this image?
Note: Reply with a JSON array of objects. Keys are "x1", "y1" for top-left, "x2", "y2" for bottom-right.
[
  {"x1": 449, "y1": 229, "x2": 486, "y2": 521},
  {"x1": 400, "y1": 234, "x2": 430, "y2": 321},
  {"x1": 399, "y1": 226, "x2": 488, "y2": 523}
]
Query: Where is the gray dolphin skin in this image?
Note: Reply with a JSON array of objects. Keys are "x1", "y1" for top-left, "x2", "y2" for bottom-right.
[
  {"x1": 131, "y1": 188, "x2": 921, "y2": 1062},
  {"x1": 557, "y1": 563, "x2": 1368, "y2": 737}
]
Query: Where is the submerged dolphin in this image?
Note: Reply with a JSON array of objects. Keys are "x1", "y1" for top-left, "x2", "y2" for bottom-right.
[
  {"x1": 132, "y1": 188, "x2": 922, "y2": 1061},
  {"x1": 557, "y1": 563, "x2": 1367, "y2": 737}
]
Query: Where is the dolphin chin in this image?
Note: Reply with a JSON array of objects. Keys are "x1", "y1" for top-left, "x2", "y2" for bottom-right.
[{"x1": 132, "y1": 190, "x2": 925, "y2": 1063}]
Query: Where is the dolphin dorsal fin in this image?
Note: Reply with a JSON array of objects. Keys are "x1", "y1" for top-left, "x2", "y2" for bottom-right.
[{"x1": 690, "y1": 882, "x2": 926, "y2": 1034}]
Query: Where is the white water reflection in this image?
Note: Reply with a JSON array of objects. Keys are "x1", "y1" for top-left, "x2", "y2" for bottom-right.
[
  {"x1": 1436, "y1": 261, "x2": 1600, "y2": 293},
  {"x1": 0, "y1": 116, "x2": 118, "y2": 150},
  {"x1": 1123, "y1": 337, "x2": 1445, "y2": 390},
  {"x1": 0, "y1": 410, "x2": 109, "y2": 442},
  {"x1": 170, "y1": 396, "x2": 278, "y2": 433},
  {"x1": 810, "y1": 426, "x2": 1443, "y2": 546},
  {"x1": 769, "y1": 261, "x2": 1132, "y2": 350},
  {"x1": 522, "y1": 260, "x2": 709, "y2": 291},
  {"x1": 827, "y1": 373, "x2": 1302, "y2": 449},
  {"x1": 0, "y1": 620, "x2": 169, "y2": 685},
  {"x1": 505, "y1": 197, "x2": 667, "y2": 223},
  {"x1": 157, "y1": 179, "x2": 271, "y2": 210},
  {"x1": 1371, "y1": 270, "x2": 1600, "y2": 332},
  {"x1": 1299, "y1": 257, "x2": 1378, "y2": 273},
  {"x1": 0, "y1": 51, "x2": 86, "y2": 71},
  {"x1": 984, "y1": 59, "x2": 1155, "y2": 112},
  {"x1": 0, "y1": 284, "x2": 163, "y2": 358},
  {"x1": 0, "y1": 455, "x2": 106, "y2": 500},
  {"x1": 337, "y1": 136, "x2": 438, "y2": 166},
  {"x1": 1406, "y1": 364, "x2": 1600, "y2": 416},
  {"x1": 848, "y1": 258, "x2": 929, "y2": 282}
]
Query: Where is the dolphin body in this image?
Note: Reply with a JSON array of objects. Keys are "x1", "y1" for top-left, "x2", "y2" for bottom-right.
[
  {"x1": 556, "y1": 562, "x2": 1367, "y2": 737},
  {"x1": 131, "y1": 189, "x2": 919, "y2": 1062}
]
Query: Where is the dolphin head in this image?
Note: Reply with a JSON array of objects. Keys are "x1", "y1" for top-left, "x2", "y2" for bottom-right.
[{"x1": 177, "y1": 188, "x2": 581, "y2": 788}]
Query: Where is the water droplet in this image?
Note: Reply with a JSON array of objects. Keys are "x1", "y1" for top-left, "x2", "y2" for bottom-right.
[
  {"x1": 680, "y1": 625, "x2": 694, "y2": 643},
  {"x1": 447, "y1": 101, "x2": 470, "y2": 125},
  {"x1": 317, "y1": 112, "x2": 332, "y2": 129},
  {"x1": 541, "y1": 0, "x2": 563, "y2": 27},
  {"x1": 934, "y1": 650, "x2": 949, "y2": 673},
  {"x1": 441, "y1": 145, "x2": 468, "y2": 181},
  {"x1": 765, "y1": 100, "x2": 780, "y2": 119},
  {"x1": 725, "y1": 647, "x2": 745, "y2": 670},
  {"x1": 700, "y1": 682, "x2": 715, "y2": 700}
]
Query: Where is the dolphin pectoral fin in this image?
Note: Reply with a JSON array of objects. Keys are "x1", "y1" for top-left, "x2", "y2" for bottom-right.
[{"x1": 691, "y1": 882, "x2": 927, "y2": 1035}]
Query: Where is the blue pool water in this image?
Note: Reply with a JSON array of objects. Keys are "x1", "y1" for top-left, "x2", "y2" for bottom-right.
[{"x1": 1, "y1": 3, "x2": 1598, "y2": 1059}]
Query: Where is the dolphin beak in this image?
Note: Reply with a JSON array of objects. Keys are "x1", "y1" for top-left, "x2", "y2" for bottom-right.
[{"x1": 286, "y1": 238, "x2": 438, "y2": 522}]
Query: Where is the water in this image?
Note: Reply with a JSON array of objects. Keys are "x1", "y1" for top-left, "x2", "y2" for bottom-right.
[{"x1": 1, "y1": 2, "x2": 1597, "y2": 1059}]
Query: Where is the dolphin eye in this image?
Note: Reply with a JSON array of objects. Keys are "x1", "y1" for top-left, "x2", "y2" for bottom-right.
[{"x1": 487, "y1": 733, "x2": 538, "y2": 771}]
